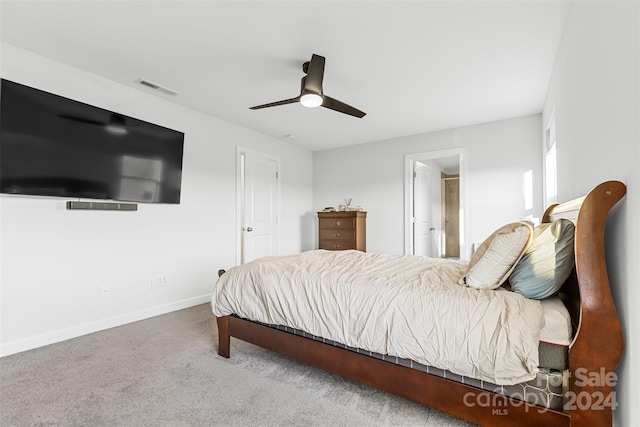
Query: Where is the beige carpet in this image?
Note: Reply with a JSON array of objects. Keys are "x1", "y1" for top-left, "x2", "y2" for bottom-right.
[{"x1": 0, "y1": 304, "x2": 474, "y2": 426}]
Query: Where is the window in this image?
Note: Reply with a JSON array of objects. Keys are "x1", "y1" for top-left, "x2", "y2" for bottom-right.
[{"x1": 544, "y1": 112, "x2": 557, "y2": 207}]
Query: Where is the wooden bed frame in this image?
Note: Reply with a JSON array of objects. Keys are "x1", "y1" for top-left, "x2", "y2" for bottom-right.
[{"x1": 216, "y1": 180, "x2": 626, "y2": 427}]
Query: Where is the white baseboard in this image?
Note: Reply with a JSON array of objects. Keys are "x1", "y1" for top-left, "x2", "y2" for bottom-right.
[{"x1": 0, "y1": 294, "x2": 212, "y2": 357}]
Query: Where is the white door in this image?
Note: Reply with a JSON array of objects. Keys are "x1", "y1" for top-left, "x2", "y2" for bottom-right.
[
  {"x1": 241, "y1": 150, "x2": 279, "y2": 264},
  {"x1": 413, "y1": 162, "x2": 433, "y2": 257}
]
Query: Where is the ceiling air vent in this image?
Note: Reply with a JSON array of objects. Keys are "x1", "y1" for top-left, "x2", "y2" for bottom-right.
[{"x1": 136, "y1": 79, "x2": 179, "y2": 96}]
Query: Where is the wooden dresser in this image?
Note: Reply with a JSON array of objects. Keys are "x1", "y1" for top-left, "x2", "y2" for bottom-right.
[{"x1": 317, "y1": 211, "x2": 366, "y2": 251}]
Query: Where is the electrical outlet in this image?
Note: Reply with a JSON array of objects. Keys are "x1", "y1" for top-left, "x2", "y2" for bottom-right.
[
  {"x1": 147, "y1": 276, "x2": 156, "y2": 289},
  {"x1": 100, "y1": 283, "x2": 111, "y2": 298},
  {"x1": 157, "y1": 274, "x2": 168, "y2": 287}
]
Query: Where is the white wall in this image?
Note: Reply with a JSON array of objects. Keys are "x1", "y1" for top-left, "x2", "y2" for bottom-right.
[
  {"x1": 313, "y1": 115, "x2": 543, "y2": 257},
  {"x1": 0, "y1": 44, "x2": 313, "y2": 356},
  {"x1": 542, "y1": 2, "x2": 640, "y2": 425}
]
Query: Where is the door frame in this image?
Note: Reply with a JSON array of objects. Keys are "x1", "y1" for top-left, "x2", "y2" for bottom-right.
[
  {"x1": 404, "y1": 147, "x2": 468, "y2": 260},
  {"x1": 236, "y1": 146, "x2": 281, "y2": 265}
]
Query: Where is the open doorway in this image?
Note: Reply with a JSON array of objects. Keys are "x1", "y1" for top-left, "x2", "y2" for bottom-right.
[
  {"x1": 404, "y1": 148, "x2": 467, "y2": 260},
  {"x1": 441, "y1": 172, "x2": 460, "y2": 258}
]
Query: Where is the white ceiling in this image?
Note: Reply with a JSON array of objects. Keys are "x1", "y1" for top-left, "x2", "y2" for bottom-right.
[{"x1": 0, "y1": 1, "x2": 571, "y2": 151}]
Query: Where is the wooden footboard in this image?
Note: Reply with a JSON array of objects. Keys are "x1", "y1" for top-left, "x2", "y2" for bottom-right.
[{"x1": 216, "y1": 181, "x2": 626, "y2": 427}]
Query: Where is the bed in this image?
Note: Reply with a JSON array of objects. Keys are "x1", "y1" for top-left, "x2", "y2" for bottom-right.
[{"x1": 212, "y1": 180, "x2": 626, "y2": 427}]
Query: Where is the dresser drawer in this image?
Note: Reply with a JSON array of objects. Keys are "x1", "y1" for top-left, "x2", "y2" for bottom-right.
[
  {"x1": 319, "y1": 218, "x2": 354, "y2": 229},
  {"x1": 319, "y1": 240, "x2": 356, "y2": 250},
  {"x1": 319, "y1": 229, "x2": 355, "y2": 240}
]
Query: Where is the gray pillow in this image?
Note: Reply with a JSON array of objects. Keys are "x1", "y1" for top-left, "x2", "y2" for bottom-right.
[{"x1": 509, "y1": 219, "x2": 575, "y2": 299}]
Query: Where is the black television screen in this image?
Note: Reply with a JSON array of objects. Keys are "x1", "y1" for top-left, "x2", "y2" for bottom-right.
[{"x1": 0, "y1": 79, "x2": 184, "y2": 204}]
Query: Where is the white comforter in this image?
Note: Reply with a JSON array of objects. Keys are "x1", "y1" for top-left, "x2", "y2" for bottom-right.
[{"x1": 211, "y1": 250, "x2": 543, "y2": 385}]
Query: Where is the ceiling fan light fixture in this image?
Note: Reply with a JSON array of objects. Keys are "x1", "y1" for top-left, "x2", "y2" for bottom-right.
[
  {"x1": 300, "y1": 93, "x2": 323, "y2": 108},
  {"x1": 105, "y1": 124, "x2": 128, "y2": 135},
  {"x1": 105, "y1": 114, "x2": 128, "y2": 135}
]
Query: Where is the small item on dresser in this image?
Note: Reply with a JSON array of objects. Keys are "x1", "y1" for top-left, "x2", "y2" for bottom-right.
[{"x1": 322, "y1": 207, "x2": 335, "y2": 212}]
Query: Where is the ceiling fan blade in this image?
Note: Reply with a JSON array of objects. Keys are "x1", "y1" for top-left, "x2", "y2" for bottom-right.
[
  {"x1": 58, "y1": 114, "x2": 105, "y2": 126},
  {"x1": 250, "y1": 97, "x2": 300, "y2": 110},
  {"x1": 322, "y1": 96, "x2": 366, "y2": 118},
  {"x1": 304, "y1": 54, "x2": 325, "y2": 95}
]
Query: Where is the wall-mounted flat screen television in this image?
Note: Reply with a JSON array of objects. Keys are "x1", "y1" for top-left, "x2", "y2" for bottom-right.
[{"x1": 0, "y1": 79, "x2": 184, "y2": 204}]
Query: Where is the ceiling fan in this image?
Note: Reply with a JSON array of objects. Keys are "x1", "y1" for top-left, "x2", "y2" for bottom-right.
[
  {"x1": 59, "y1": 112, "x2": 130, "y2": 135},
  {"x1": 250, "y1": 54, "x2": 366, "y2": 118}
]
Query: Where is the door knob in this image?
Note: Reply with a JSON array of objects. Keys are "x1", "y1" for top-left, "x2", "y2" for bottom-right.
[{"x1": 245, "y1": 227, "x2": 253, "y2": 232}]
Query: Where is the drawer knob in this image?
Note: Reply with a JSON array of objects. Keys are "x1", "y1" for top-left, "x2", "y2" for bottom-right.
[
  {"x1": 336, "y1": 221, "x2": 341, "y2": 226},
  {"x1": 335, "y1": 233, "x2": 341, "y2": 237}
]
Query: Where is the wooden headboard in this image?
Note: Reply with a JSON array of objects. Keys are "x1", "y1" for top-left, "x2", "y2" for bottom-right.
[{"x1": 541, "y1": 180, "x2": 626, "y2": 426}]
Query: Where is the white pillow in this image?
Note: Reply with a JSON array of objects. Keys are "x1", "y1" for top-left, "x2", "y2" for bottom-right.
[{"x1": 459, "y1": 221, "x2": 534, "y2": 290}]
